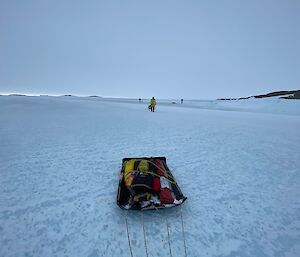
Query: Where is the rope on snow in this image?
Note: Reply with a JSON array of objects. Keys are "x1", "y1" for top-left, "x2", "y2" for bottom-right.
[
  {"x1": 124, "y1": 212, "x2": 134, "y2": 257},
  {"x1": 124, "y1": 209, "x2": 186, "y2": 257},
  {"x1": 142, "y1": 212, "x2": 149, "y2": 257},
  {"x1": 180, "y1": 206, "x2": 187, "y2": 257},
  {"x1": 166, "y1": 216, "x2": 173, "y2": 257}
]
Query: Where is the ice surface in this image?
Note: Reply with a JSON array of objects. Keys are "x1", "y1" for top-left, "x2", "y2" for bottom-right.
[{"x1": 0, "y1": 96, "x2": 300, "y2": 257}]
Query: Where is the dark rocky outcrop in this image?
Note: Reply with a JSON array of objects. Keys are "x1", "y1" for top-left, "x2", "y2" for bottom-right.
[
  {"x1": 8, "y1": 94, "x2": 27, "y2": 96},
  {"x1": 218, "y1": 90, "x2": 300, "y2": 100},
  {"x1": 280, "y1": 91, "x2": 300, "y2": 99},
  {"x1": 218, "y1": 97, "x2": 252, "y2": 100},
  {"x1": 254, "y1": 90, "x2": 299, "y2": 98}
]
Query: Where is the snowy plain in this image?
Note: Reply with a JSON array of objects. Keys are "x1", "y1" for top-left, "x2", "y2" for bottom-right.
[{"x1": 0, "y1": 95, "x2": 300, "y2": 257}]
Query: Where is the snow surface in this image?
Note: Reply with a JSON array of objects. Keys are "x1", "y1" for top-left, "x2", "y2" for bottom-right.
[{"x1": 0, "y1": 96, "x2": 300, "y2": 257}]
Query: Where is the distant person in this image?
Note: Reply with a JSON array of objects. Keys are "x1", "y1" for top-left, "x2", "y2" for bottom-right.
[
  {"x1": 181, "y1": 98, "x2": 183, "y2": 104},
  {"x1": 139, "y1": 98, "x2": 142, "y2": 102},
  {"x1": 149, "y1": 97, "x2": 156, "y2": 112}
]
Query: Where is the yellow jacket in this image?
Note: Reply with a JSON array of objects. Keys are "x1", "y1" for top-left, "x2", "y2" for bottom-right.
[{"x1": 150, "y1": 98, "x2": 156, "y2": 107}]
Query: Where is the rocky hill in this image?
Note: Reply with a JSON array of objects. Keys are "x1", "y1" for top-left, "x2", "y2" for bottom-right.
[{"x1": 218, "y1": 90, "x2": 300, "y2": 100}]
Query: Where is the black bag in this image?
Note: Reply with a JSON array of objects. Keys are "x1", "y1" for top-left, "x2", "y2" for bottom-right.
[{"x1": 131, "y1": 172, "x2": 153, "y2": 193}]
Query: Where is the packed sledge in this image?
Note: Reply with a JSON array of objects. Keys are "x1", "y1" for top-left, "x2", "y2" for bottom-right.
[{"x1": 117, "y1": 157, "x2": 187, "y2": 210}]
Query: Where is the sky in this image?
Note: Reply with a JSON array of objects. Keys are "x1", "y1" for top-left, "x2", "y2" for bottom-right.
[{"x1": 0, "y1": 0, "x2": 299, "y2": 99}]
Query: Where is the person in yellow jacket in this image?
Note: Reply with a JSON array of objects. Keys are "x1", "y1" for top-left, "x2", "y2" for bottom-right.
[{"x1": 149, "y1": 96, "x2": 156, "y2": 112}]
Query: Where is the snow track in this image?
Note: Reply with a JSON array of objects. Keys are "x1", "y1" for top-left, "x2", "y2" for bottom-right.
[{"x1": 1, "y1": 96, "x2": 300, "y2": 257}]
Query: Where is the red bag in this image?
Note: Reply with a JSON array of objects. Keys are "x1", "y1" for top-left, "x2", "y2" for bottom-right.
[
  {"x1": 152, "y1": 177, "x2": 160, "y2": 192},
  {"x1": 159, "y1": 188, "x2": 174, "y2": 204},
  {"x1": 155, "y1": 159, "x2": 166, "y2": 176}
]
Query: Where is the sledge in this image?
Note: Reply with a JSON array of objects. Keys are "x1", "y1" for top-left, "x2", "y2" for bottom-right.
[{"x1": 117, "y1": 157, "x2": 187, "y2": 210}]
